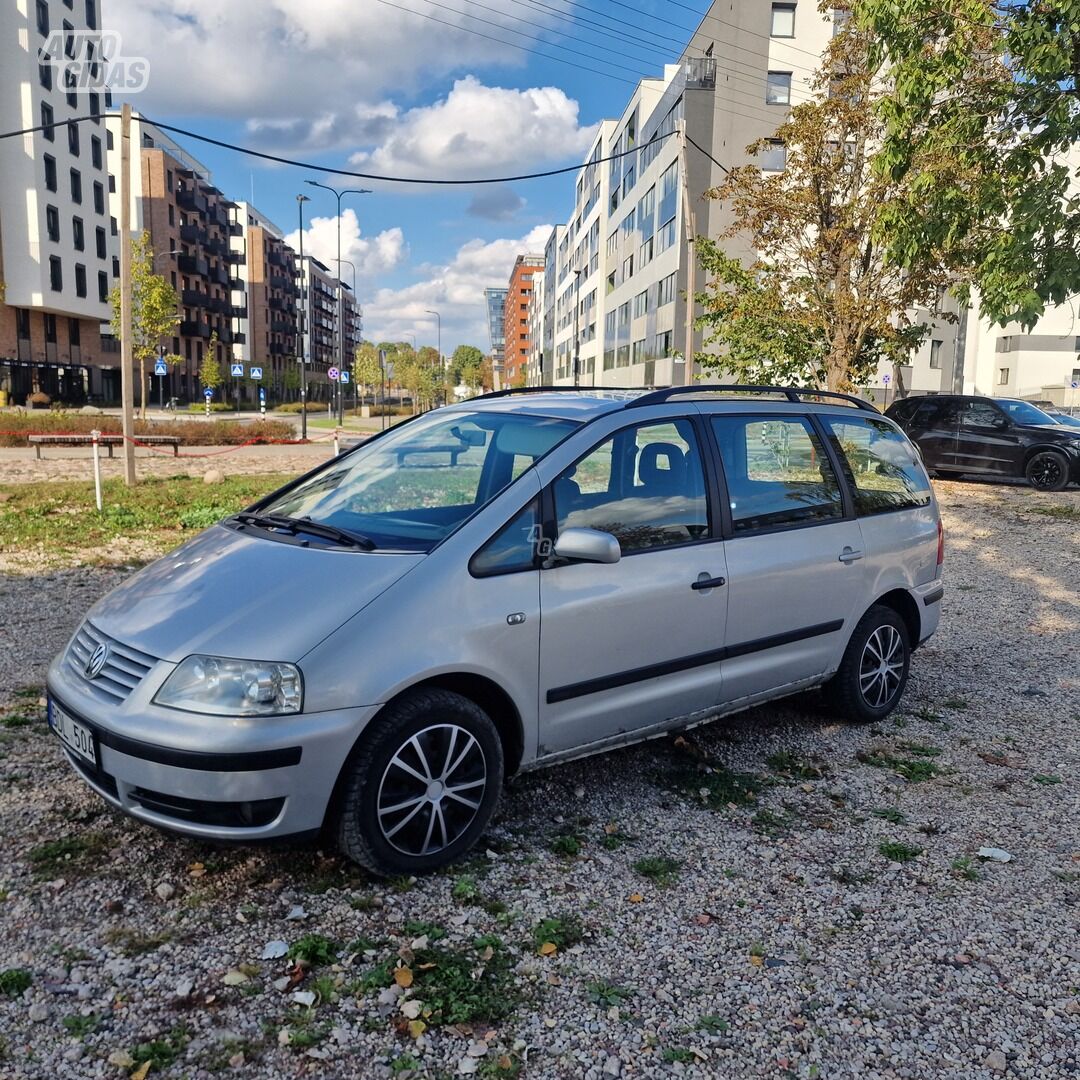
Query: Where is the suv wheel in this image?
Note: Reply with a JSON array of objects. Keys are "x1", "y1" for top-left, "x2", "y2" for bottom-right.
[
  {"x1": 334, "y1": 689, "x2": 504, "y2": 875},
  {"x1": 1025, "y1": 450, "x2": 1069, "y2": 492},
  {"x1": 825, "y1": 605, "x2": 911, "y2": 723}
]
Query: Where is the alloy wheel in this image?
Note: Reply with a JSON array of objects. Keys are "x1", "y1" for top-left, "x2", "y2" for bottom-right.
[
  {"x1": 376, "y1": 724, "x2": 487, "y2": 857},
  {"x1": 1028, "y1": 453, "x2": 1063, "y2": 490},
  {"x1": 858, "y1": 625, "x2": 904, "y2": 709}
]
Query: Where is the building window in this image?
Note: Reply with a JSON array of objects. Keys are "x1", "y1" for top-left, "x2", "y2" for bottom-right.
[
  {"x1": 68, "y1": 121, "x2": 80, "y2": 156},
  {"x1": 69, "y1": 318, "x2": 81, "y2": 345},
  {"x1": 96, "y1": 226, "x2": 106, "y2": 259},
  {"x1": 110, "y1": 215, "x2": 117, "y2": 236},
  {"x1": 16, "y1": 308, "x2": 30, "y2": 339},
  {"x1": 49, "y1": 256, "x2": 63, "y2": 292},
  {"x1": 929, "y1": 339, "x2": 942, "y2": 370},
  {"x1": 93, "y1": 181, "x2": 104, "y2": 214},
  {"x1": 41, "y1": 102, "x2": 55, "y2": 140},
  {"x1": 72, "y1": 216, "x2": 84, "y2": 251},
  {"x1": 44, "y1": 314, "x2": 57, "y2": 342},
  {"x1": 36, "y1": 0, "x2": 49, "y2": 34},
  {"x1": 759, "y1": 139, "x2": 787, "y2": 171},
  {"x1": 167, "y1": 169, "x2": 174, "y2": 193},
  {"x1": 44, "y1": 154, "x2": 57, "y2": 192},
  {"x1": 90, "y1": 135, "x2": 102, "y2": 169},
  {"x1": 75, "y1": 263, "x2": 87, "y2": 298},
  {"x1": 622, "y1": 254, "x2": 634, "y2": 282},
  {"x1": 63, "y1": 19, "x2": 76, "y2": 57},
  {"x1": 656, "y1": 216, "x2": 677, "y2": 254},
  {"x1": 86, "y1": 0, "x2": 97, "y2": 30},
  {"x1": 39, "y1": 63, "x2": 52, "y2": 90},
  {"x1": 1000, "y1": 336, "x2": 1012, "y2": 353},
  {"x1": 767, "y1": 71, "x2": 793, "y2": 105},
  {"x1": 633, "y1": 290, "x2": 649, "y2": 318},
  {"x1": 1071, "y1": 366, "x2": 1080, "y2": 384},
  {"x1": 98, "y1": 270, "x2": 109, "y2": 302},
  {"x1": 998, "y1": 367, "x2": 1010, "y2": 385},
  {"x1": 70, "y1": 169, "x2": 82, "y2": 204},
  {"x1": 89, "y1": 93, "x2": 100, "y2": 122},
  {"x1": 771, "y1": 3, "x2": 796, "y2": 36},
  {"x1": 657, "y1": 272, "x2": 677, "y2": 307},
  {"x1": 46, "y1": 205, "x2": 60, "y2": 242}
]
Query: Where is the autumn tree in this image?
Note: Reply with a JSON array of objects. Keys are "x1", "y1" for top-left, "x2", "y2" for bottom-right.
[
  {"x1": 353, "y1": 342, "x2": 383, "y2": 403},
  {"x1": 450, "y1": 344, "x2": 484, "y2": 384},
  {"x1": 109, "y1": 231, "x2": 180, "y2": 418},
  {"x1": 858, "y1": 0, "x2": 1080, "y2": 328},
  {"x1": 199, "y1": 332, "x2": 223, "y2": 397},
  {"x1": 697, "y1": 9, "x2": 954, "y2": 392}
]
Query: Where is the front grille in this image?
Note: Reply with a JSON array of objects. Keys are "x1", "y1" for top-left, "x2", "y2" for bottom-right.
[{"x1": 66, "y1": 622, "x2": 158, "y2": 705}]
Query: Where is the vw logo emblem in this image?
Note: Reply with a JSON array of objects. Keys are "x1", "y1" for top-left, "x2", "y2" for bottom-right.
[{"x1": 85, "y1": 643, "x2": 109, "y2": 679}]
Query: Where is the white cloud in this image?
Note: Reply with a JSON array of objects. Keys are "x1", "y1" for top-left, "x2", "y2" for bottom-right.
[
  {"x1": 349, "y1": 77, "x2": 597, "y2": 180},
  {"x1": 283, "y1": 210, "x2": 407, "y2": 281},
  {"x1": 363, "y1": 225, "x2": 553, "y2": 351}
]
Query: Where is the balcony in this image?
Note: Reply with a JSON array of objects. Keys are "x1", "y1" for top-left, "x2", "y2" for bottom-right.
[
  {"x1": 204, "y1": 235, "x2": 228, "y2": 258},
  {"x1": 268, "y1": 250, "x2": 288, "y2": 268},
  {"x1": 269, "y1": 273, "x2": 294, "y2": 292},
  {"x1": 227, "y1": 250, "x2": 245, "y2": 265},
  {"x1": 268, "y1": 294, "x2": 291, "y2": 312},
  {"x1": 178, "y1": 254, "x2": 209, "y2": 278},
  {"x1": 231, "y1": 304, "x2": 248, "y2": 319},
  {"x1": 229, "y1": 276, "x2": 245, "y2": 291},
  {"x1": 685, "y1": 56, "x2": 716, "y2": 90},
  {"x1": 181, "y1": 288, "x2": 207, "y2": 308},
  {"x1": 270, "y1": 319, "x2": 295, "y2": 334},
  {"x1": 229, "y1": 221, "x2": 244, "y2": 237},
  {"x1": 177, "y1": 188, "x2": 208, "y2": 215},
  {"x1": 232, "y1": 332, "x2": 246, "y2": 345},
  {"x1": 210, "y1": 263, "x2": 230, "y2": 287},
  {"x1": 179, "y1": 224, "x2": 206, "y2": 245},
  {"x1": 179, "y1": 320, "x2": 210, "y2": 338}
]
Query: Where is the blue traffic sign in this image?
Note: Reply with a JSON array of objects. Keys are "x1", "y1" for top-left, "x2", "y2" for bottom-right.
[
  {"x1": 882, "y1": 374, "x2": 891, "y2": 383},
  {"x1": 154, "y1": 359, "x2": 168, "y2": 376},
  {"x1": 328, "y1": 367, "x2": 340, "y2": 381},
  {"x1": 340, "y1": 370, "x2": 350, "y2": 384},
  {"x1": 259, "y1": 387, "x2": 266, "y2": 400},
  {"x1": 250, "y1": 366, "x2": 263, "y2": 380},
  {"x1": 204, "y1": 388, "x2": 213, "y2": 399},
  {"x1": 230, "y1": 363, "x2": 244, "y2": 377}
]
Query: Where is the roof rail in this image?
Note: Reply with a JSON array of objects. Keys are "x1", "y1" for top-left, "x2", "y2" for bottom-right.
[
  {"x1": 625, "y1": 384, "x2": 879, "y2": 413},
  {"x1": 472, "y1": 385, "x2": 656, "y2": 400}
]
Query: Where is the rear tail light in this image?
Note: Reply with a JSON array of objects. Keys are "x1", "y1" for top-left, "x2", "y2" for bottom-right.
[{"x1": 936, "y1": 519, "x2": 944, "y2": 566}]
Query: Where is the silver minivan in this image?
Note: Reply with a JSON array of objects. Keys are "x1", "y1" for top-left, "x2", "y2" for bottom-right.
[{"x1": 47, "y1": 386, "x2": 944, "y2": 875}]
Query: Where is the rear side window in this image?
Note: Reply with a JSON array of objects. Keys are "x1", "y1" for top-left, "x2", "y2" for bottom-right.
[
  {"x1": 711, "y1": 415, "x2": 842, "y2": 532},
  {"x1": 822, "y1": 416, "x2": 932, "y2": 515}
]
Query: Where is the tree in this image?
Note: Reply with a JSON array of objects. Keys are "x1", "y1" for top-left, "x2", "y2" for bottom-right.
[
  {"x1": 459, "y1": 356, "x2": 484, "y2": 393},
  {"x1": 450, "y1": 344, "x2": 484, "y2": 384},
  {"x1": 282, "y1": 362, "x2": 301, "y2": 400},
  {"x1": 696, "y1": 11, "x2": 954, "y2": 392},
  {"x1": 858, "y1": 0, "x2": 1080, "y2": 328},
  {"x1": 199, "y1": 332, "x2": 223, "y2": 397},
  {"x1": 353, "y1": 342, "x2": 383, "y2": 402},
  {"x1": 109, "y1": 230, "x2": 180, "y2": 418}
]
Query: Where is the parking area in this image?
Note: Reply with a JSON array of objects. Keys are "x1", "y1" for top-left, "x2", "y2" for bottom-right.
[{"x1": 0, "y1": 478, "x2": 1077, "y2": 1079}]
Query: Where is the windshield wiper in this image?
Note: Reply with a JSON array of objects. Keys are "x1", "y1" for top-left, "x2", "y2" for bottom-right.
[{"x1": 233, "y1": 512, "x2": 376, "y2": 551}]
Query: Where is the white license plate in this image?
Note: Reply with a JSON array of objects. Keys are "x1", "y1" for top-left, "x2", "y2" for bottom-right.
[{"x1": 48, "y1": 700, "x2": 97, "y2": 766}]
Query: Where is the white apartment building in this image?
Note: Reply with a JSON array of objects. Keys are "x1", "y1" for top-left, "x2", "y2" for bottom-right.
[{"x1": 0, "y1": 0, "x2": 117, "y2": 403}]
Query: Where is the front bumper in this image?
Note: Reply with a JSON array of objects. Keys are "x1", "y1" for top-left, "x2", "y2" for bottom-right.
[{"x1": 47, "y1": 655, "x2": 380, "y2": 841}]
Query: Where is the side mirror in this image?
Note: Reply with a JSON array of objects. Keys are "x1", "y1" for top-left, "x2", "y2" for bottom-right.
[
  {"x1": 993, "y1": 416, "x2": 1009, "y2": 430},
  {"x1": 552, "y1": 528, "x2": 621, "y2": 565}
]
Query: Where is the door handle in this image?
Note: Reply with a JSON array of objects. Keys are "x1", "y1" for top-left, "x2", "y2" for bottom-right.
[
  {"x1": 838, "y1": 547, "x2": 864, "y2": 564},
  {"x1": 691, "y1": 574, "x2": 726, "y2": 591}
]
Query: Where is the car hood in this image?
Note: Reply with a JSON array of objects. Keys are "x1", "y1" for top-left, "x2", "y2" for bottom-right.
[
  {"x1": 1023, "y1": 423, "x2": 1080, "y2": 440},
  {"x1": 84, "y1": 524, "x2": 424, "y2": 664}
]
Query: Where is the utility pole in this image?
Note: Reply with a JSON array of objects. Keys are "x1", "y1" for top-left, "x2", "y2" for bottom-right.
[
  {"x1": 296, "y1": 194, "x2": 310, "y2": 440},
  {"x1": 952, "y1": 302, "x2": 970, "y2": 395},
  {"x1": 678, "y1": 119, "x2": 697, "y2": 388},
  {"x1": 119, "y1": 104, "x2": 136, "y2": 484}
]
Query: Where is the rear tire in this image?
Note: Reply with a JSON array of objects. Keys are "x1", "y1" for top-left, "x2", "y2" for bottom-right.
[
  {"x1": 334, "y1": 689, "x2": 504, "y2": 876},
  {"x1": 824, "y1": 605, "x2": 911, "y2": 724},
  {"x1": 1025, "y1": 450, "x2": 1069, "y2": 492}
]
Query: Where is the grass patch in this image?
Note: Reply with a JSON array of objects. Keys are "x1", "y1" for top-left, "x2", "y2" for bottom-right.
[
  {"x1": 585, "y1": 979, "x2": 632, "y2": 1007},
  {"x1": 401, "y1": 920, "x2": 447, "y2": 942},
  {"x1": 879, "y1": 841, "x2": 923, "y2": 863},
  {"x1": 129, "y1": 1025, "x2": 190, "y2": 1071},
  {"x1": 697, "y1": 1015, "x2": 729, "y2": 1034},
  {"x1": 858, "y1": 748, "x2": 943, "y2": 783},
  {"x1": 941, "y1": 697, "x2": 969, "y2": 711},
  {"x1": 28, "y1": 833, "x2": 111, "y2": 878},
  {"x1": 1030, "y1": 504, "x2": 1080, "y2": 521},
  {"x1": 765, "y1": 751, "x2": 828, "y2": 780},
  {"x1": 663, "y1": 1048, "x2": 696, "y2": 1064},
  {"x1": 101, "y1": 927, "x2": 173, "y2": 957},
  {"x1": 287, "y1": 934, "x2": 340, "y2": 967},
  {"x1": 451, "y1": 874, "x2": 482, "y2": 903},
  {"x1": 951, "y1": 857, "x2": 980, "y2": 881},
  {"x1": 871, "y1": 807, "x2": 907, "y2": 824},
  {"x1": 599, "y1": 825, "x2": 635, "y2": 850},
  {"x1": 667, "y1": 762, "x2": 761, "y2": 809},
  {"x1": 1033, "y1": 774, "x2": 1062, "y2": 786},
  {"x1": 751, "y1": 807, "x2": 794, "y2": 836},
  {"x1": 549, "y1": 831, "x2": 584, "y2": 857},
  {"x1": 633, "y1": 856, "x2": 682, "y2": 886},
  {"x1": 0, "y1": 969, "x2": 31, "y2": 997},
  {"x1": 531, "y1": 915, "x2": 583, "y2": 953},
  {"x1": 62, "y1": 1013, "x2": 101, "y2": 1039}
]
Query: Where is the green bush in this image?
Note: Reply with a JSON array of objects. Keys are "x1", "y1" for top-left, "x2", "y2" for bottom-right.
[
  {"x1": 186, "y1": 402, "x2": 233, "y2": 413},
  {"x1": 0, "y1": 412, "x2": 295, "y2": 447},
  {"x1": 275, "y1": 401, "x2": 327, "y2": 414}
]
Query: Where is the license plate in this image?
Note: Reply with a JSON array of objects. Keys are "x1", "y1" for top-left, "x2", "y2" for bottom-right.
[{"x1": 48, "y1": 699, "x2": 97, "y2": 766}]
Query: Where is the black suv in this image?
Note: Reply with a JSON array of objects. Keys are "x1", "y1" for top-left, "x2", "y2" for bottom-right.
[{"x1": 885, "y1": 394, "x2": 1080, "y2": 491}]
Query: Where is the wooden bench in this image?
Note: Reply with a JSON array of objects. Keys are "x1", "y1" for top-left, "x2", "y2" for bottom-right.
[{"x1": 27, "y1": 434, "x2": 181, "y2": 458}]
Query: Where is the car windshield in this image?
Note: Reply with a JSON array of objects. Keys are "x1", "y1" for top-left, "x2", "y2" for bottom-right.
[
  {"x1": 1051, "y1": 412, "x2": 1080, "y2": 430},
  {"x1": 998, "y1": 400, "x2": 1056, "y2": 425},
  {"x1": 256, "y1": 410, "x2": 578, "y2": 551}
]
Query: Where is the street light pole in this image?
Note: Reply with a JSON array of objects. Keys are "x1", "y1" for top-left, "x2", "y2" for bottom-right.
[
  {"x1": 339, "y1": 258, "x2": 357, "y2": 417},
  {"x1": 305, "y1": 180, "x2": 371, "y2": 430},
  {"x1": 296, "y1": 194, "x2": 311, "y2": 440}
]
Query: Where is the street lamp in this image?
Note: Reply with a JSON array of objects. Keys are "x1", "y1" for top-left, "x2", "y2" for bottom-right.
[
  {"x1": 425, "y1": 309, "x2": 442, "y2": 367},
  {"x1": 305, "y1": 180, "x2": 371, "y2": 426},
  {"x1": 296, "y1": 194, "x2": 310, "y2": 440}
]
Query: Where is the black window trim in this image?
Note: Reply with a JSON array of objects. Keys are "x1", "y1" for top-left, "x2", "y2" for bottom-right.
[
  {"x1": 545, "y1": 412, "x2": 719, "y2": 559},
  {"x1": 468, "y1": 493, "x2": 543, "y2": 579}
]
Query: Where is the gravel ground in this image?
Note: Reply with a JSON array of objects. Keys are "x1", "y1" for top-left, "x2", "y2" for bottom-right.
[{"x1": 0, "y1": 479, "x2": 1077, "y2": 1080}]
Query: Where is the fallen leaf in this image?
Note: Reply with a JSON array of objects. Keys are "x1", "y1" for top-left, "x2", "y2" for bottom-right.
[
  {"x1": 479, "y1": 945, "x2": 494, "y2": 962},
  {"x1": 130, "y1": 1063, "x2": 151, "y2": 1080},
  {"x1": 628, "y1": 893, "x2": 643, "y2": 903},
  {"x1": 604, "y1": 822, "x2": 619, "y2": 835},
  {"x1": 108, "y1": 1051, "x2": 135, "y2": 1068},
  {"x1": 394, "y1": 967, "x2": 414, "y2": 989},
  {"x1": 749, "y1": 955, "x2": 764, "y2": 967},
  {"x1": 497, "y1": 1056, "x2": 514, "y2": 1070},
  {"x1": 407, "y1": 1019, "x2": 426, "y2": 1040},
  {"x1": 538, "y1": 942, "x2": 558, "y2": 956},
  {"x1": 222, "y1": 970, "x2": 248, "y2": 986},
  {"x1": 694, "y1": 914, "x2": 711, "y2": 926},
  {"x1": 187, "y1": 862, "x2": 206, "y2": 878},
  {"x1": 400, "y1": 1000, "x2": 424, "y2": 1019}
]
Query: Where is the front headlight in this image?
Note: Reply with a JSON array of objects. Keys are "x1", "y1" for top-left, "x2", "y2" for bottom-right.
[{"x1": 154, "y1": 655, "x2": 303, "y2": 716}]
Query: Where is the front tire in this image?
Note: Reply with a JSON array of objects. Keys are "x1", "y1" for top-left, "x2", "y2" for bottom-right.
[
  {"x1": 1025, "y1": 450, "x2": 1069, "y2": 492},
  {"x1": 824, "y1": 605, "x2": 911, "y2": 724},
  {"x1": 334, "y1": 689, "x2": 504, "y2": 876}
]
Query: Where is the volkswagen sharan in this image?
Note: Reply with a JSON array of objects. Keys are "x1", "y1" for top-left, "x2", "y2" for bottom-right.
[{"x1": 47, "y1": 386, "x2": 944, "y2": 875}]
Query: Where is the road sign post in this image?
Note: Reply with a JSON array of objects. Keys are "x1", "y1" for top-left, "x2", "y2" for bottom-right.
[
  {"x1": 204, "y1": 386, "x2": 213, "y2": 418},
  {"x1": 155, "y1": 352, "x2": 168, "y2": 411},
  {"x1": 259, "y1": 386, "x2": 266, "y2": 417}
]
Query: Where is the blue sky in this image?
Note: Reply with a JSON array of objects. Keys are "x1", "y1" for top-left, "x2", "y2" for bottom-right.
[{"x1": 106, "y1": 0, "x2": 709, "y2": 352}]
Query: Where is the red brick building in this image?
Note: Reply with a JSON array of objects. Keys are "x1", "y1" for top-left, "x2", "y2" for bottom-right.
[{"x1": 503, "y1": 254, "x2": 543, "y2": 387}]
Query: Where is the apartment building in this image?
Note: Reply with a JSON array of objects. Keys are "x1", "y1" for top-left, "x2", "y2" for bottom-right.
[
  {"x1": 0, "y1": 0, "x2": 116, "y2": 404},
  {"x1": 503, "y1": 254, "x2": 543, "y2": 387},
  {"x1": 526, "y1": 268, "x2": 545, "y2": 385},
  {"x1": 483, "y1": 287, "x2": 508, "y2": 389},
  {"x1": 107, "y1": 114, "x2": 247, "y2": 403},
  {"x1": 341, "y1": 284, "x2": 362, "y2": 373},
  {"x1": 298, "y1": 256, "x2": 339, "y2": 402}
]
